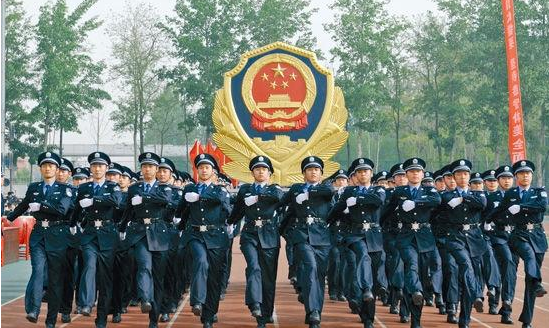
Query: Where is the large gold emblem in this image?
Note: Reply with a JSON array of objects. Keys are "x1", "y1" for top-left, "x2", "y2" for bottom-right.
[{"x1": 212, "y1": 42, "x2": 348, "y2": 185}]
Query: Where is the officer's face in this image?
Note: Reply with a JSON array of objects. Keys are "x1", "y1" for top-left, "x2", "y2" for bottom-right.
[
  {"x1": 376, "y1": 179, "x2": 388, "y2": 188},
  {"x1": 515, "y1": 171, "x2": 532, "y2": 188},
  {"x1": 355, "y1": 169, "x2": 372, "y2": 185},
  {"x1": 393, "y1": 174, "x2": 408, "y2": 187},
  {"x1": 453, "y1": 170, "x2": 470, "y2": 188},
  {"x1": 349, "y1": 174, "x2": 358, "y2": 186},
  {"x1": 469, "y1": 181, "x2": 483, "y2": 191},
  {"x1": 303, "y1": 167, "x2": 322, "y2": 183},
  {"x1": 484, "y1": 180, "x2": 498, "y2": 192},
  {"x1": 435, "y1": 179, "x2": 446, "y2": 191},
  {"x1": 174, "y1": 180, "x2": 183, "y2": 187},
  {"x1": 40, "y1": 163, "x2": 59, "y2": 180},
  {"x1": 498, "y1": 176, "x2": 514, "y2": 190},
  {"x1": 106, "y1": 172, "x2": 121, "y2": 184},
  {"x1": 56, "y1": 169, "x2": 71, "y2": 183},
  {"x1": 73, "y1": 177, "x2": 86, "y2": 186},
  {"x1": 119, "y1": 176, "x2": 131, "y2": 189},
  {"x1": 333, "y1": 177, "x2": 348, "y2": 188},
  {"x1": 443, "y1": 175, "x2": 457, "y2": 190},
  {"x1": 252, "y1": 166, "x2": 271, "y2": 183},
  {"x1": 90, "y1": 163, "x2": 107, "y2": 180},
  {"x1": 422, "y1": 180, "x2": 434, "y2": 187},
  {"x1": 156, "y1": 168, "x2": 172, "y2": 183},
  {"x1": 405, "y1": 169, "x2": 423, "y2": 185},
  {"x1": 141, "y1": 164, "x2": 158, "y2": 181},
  {"x1": 387, "y1": 180, "x2": 395, "y2": 188},
  {"x1": 197, "y1": 164, "x2": 214, "y2": 182}
]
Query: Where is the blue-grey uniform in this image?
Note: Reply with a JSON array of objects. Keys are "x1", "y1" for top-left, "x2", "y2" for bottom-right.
[
  {"x1": 381, "y1": 164, "x2": 408, "y2": 319},
  {"x1": 442, "y1": 159, "x2": 486, "y2": 328},
  {"x1": 7, "y1": 152, "x2": 73, "y2": 327},
  {"x1": 279, "y1": 156, "x2": 332, "y2": 328},
  {"x1": 328, "y1": 158, "x2": 386, "y2": 328},
  {"x1": 71, "y1": 152, "x2": 122, "y2": 327},
  {"x1": 228, "y1": 155, "x2": 284, "y2": 327},
  {"x1": 479, "y1": 169, "x2": 503, "y2": 315},
  {"x1": 326, "y1": 169, "x2": 350, "y2": 302},
  {"x1": 430, "y1": 166, "x2": 460, "y2": 322},
  {"x1": 119, "y1": 152, "x2": 173, "y2": 327},
  {"x1": 384, "y1": 158, "x2": 441, "y2": 328},
  {"x1": 177, "y1": 153, "x2": 231, "y2": 327},
  {"x1": 502, "y1": 160, "x2": 547, "y2": 328},
  {"x1": 111, "y1": 165, "x2": 133, "y2": 321},
  {"x1": 486, "y1": 165, "x2": 518, "y2": 323}
]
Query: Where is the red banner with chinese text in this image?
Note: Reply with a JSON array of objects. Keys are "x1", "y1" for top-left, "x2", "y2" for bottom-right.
[{"x1": 501, "y1": 0, "x2": 527, "y2": 163}]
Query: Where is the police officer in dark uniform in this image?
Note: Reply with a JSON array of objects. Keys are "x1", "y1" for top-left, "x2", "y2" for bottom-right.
[
  {"x1": 327, "y1": 169, "x2": 349, "y2": 302},
  {"x1": 442, "y1": 159, "x2": 486, "y2": 328},
  {"x1": 56, "y1": 157, "x2": 79, "y2": 323},
  {"x1": 70, "y1": 152, "x2": 122, "y2": 328},
  {"x1": 177, "y1": 153, "x2": 231, "y2": 328},
  {"x1": 487, "y1": 165, "x2": 517, "y2": 324},
  {"x1": 119, "y1": 152, "x2": 173, "y2": 328},
  {"x1": 279, "y1": 156, "x2": 332, "y2": 328},
  {"x1": 7, "y1": 151, "x2": 73, "y2": 328},
  {"x1": 381, "y1": 163, "x2": 409, "y2": 321},
  {"x1": 480, "y1": 169, "x2": 503, "y2": 316},
  {"x1": 384, "y1": 158, "x2": 441, "y2": 328},
  {"x1": 111, "y1": 165, "x2": 134, "y2": 323},
  {"x1": 228, "y1": 155, "x2": 284, "y2": 328},
  {"x1": 156, "y1": 157, "x2": 182, "y2": 322},
  {"x1": 328, "y1": 158, "x2": 386, "y2": 328},
  {"x1": 503, "y1": 160, "x2": 547, "y2": 328}
]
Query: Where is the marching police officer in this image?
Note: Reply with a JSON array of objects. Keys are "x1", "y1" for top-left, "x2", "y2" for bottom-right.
[
  {"x1": 328, "y1": 158, "x2": 386, "y2": 328},
  {"x1": 119, "y1": 152, "x2": 173, "y2": 328},
  {"x1": 279, "y1": 156, "x2": 333, "y2": 328},
  {"x1": 228, "y1": 155, "x2": 284, "y2": 328},
  {"x1": 384, "y1": 158, "x2": 441, "y2": 328},
  {"x1": 7, "y1": 151, "x2": 73, "y2": 328},
  {"x1": 502, "y1": 160, "x2": 547, "y2": 328},
  {"x1": 70, "y1": 152, "x2": 122, "y2": 328},
  {"x1": 487, "y1": 165, "x2": 517, "y2": 324},
  {"x1": 442, "y1": 159, "x2": 486, "y2": 328},
  {"x1": 177, "y1": 153, "x2": 231, "y2": 328}
]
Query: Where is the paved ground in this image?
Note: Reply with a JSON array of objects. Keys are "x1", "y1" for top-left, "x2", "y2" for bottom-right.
[{"x1": 2, "y1": 237, "x2": 549, "y2": 327}]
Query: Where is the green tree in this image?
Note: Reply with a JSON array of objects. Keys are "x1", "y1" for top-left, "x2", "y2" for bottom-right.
[
  {"x1": 145, "y1": 87, "x2": 184, "y2": 155},
  {"x1": 4, "y1": 0, "x2": 40, "y2": 160},
  {"x1": 33, "y1": 0, "x2": 110, "y2": 153}
]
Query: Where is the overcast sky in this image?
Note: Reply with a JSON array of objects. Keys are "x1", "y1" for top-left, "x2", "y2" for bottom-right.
[{"x1": 20, "y1": 0, "x2": 438, "y2": 145}]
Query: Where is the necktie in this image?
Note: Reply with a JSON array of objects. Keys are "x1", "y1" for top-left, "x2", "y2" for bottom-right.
[
  {"x1": 198, "y1": 184, "x2": 205, "y2": 195},
  {"x1": 144, "y1": 184, "x2": 151, "y2": 194},
  {"x1": 255, "y1": 184, "x2": 262, "y2": 194},
  {"x1": 521, "y1": 189, "x2": 526, "y2": 202},
  {"x1": 93, "y1": 184, "x2": 100, "y2": 195},
  {"x1": 307, "y1": 184, "x2": 313, "y2": 192},
  {"x1": 44, "y1": 184, "x2": 51, "y2": 196},
  {"x1": 411, "y1": 188, "x2": 417, "y2": 199}
]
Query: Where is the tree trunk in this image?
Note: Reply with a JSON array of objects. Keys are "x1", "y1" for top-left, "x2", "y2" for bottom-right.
[
  {"x1": 59, "y1": 126, "x2": 63, "y2": 157},
  {"x1": 357, "y1": 129, "x2": 363, "y2": 157}
]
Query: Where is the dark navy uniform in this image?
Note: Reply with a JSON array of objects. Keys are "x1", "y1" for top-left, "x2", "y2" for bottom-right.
[
  {"x1": 229, "y1": 158, "x2": 283, "y2": 326},
  {"x1": 7, "y1": 152, "x2": 73, "y2": 327},
  {"x1": 328, "y1": 165, "x2": 386, "y2": 327},
  {"x1": 71, "y1": 153, "x2": 122, "y2": 327},
  {"x1": 442, "y1": 159, "x2": 486, "y2": 328},
  {"x1": 504, "y1": 160, "x2": 547, "y2": 327},
  {"x1": 119, "y1": 153, "x2": 173, "y2": 327},
  {"x1": 279, "y1": 156, "x2": 332, "y2": 328},
  {"x1": 177, "y1": 153, "x2": 231, "y2": 327},
  {"x1": 384, "y1": 158, "x2": 441, "y2": 328}
]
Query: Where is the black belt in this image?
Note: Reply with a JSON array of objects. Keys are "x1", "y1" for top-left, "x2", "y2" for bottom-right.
[
  {"x1": 245, "y1": 219, "x2": 272, "y2": 228},
  {"x1": 352, "y1": 222, "x2": 380, "y2": 231},
  {"x1": 515, "y1": 223, "x2": 543, "y2": 231},
  {"x1": 191, "y1": 224, "x2": 222, "y2": 232},
  {"x1": 36, "y1": 220, "x2": 69, "y2": 228},
  {"x1": 295, "y1": 217, "x2": 325, "y2": 225},
  {"x1": 398, "y1": 222, "x2": 431, "y2": 231},
  {"x1": 495, "y1": 224, "x2": 515, "y2": 232},
  {"x1": 136, "y1": 218, "x2": 162, "y2": 225},
  {"x1": 451, "y1": 222, "x2": 480, "y2": 231}
]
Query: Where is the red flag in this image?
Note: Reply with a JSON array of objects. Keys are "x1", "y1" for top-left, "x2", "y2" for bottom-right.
[
  {"x1": 502, "y1": 0, "x2": 527, "y2": 163},
  {"x1": 189, "y1": 140, "x2": 203, "y2": 182}
]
